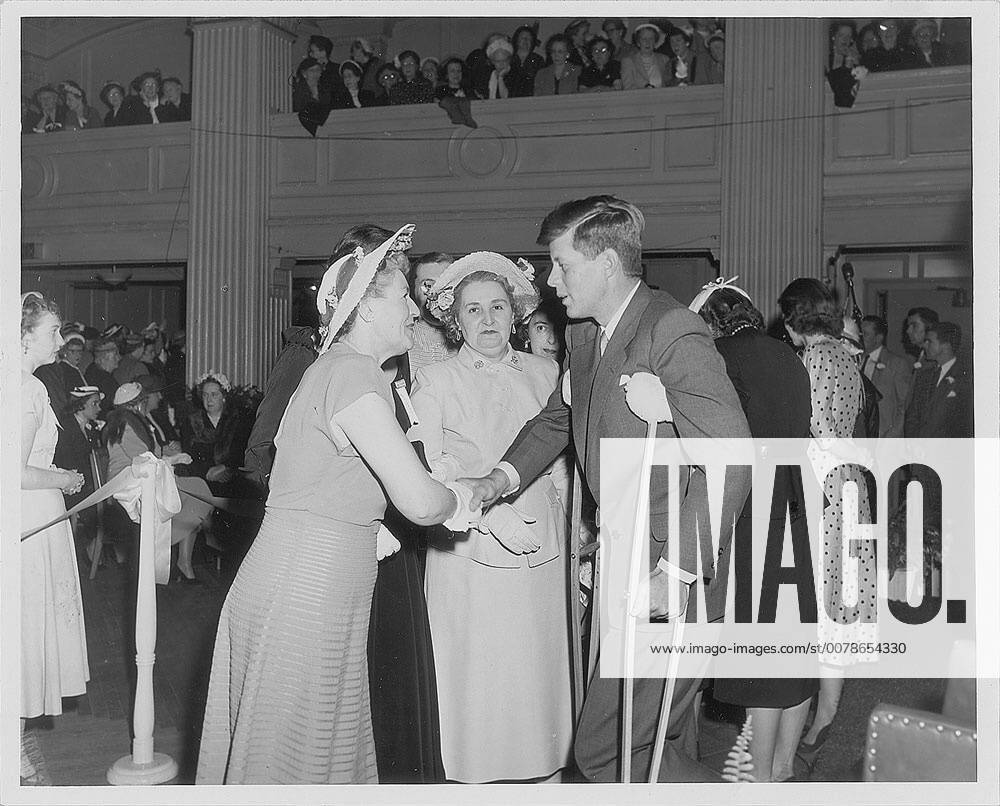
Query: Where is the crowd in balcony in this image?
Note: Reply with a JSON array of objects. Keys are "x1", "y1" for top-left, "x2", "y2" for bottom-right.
[
  {"x1": 290, "y1": 20, "x2": 727, "y2": 132},
  {"x1": 826, "y1": 17, "x2": 971, "y2": 107},
  {"x1": 22, "y1": 71, "x2": 190, "y2": 134}
]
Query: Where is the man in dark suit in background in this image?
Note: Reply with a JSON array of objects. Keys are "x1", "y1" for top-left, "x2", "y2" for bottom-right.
[
  {"x1": 905, "y1": 321, "x2": 973, "y2": 438},
  {"x1": 464, "y1": 195, "x2": 751, "y2": 782},
  {"x1": 861, "y1": 315, "x2": 911, "y2": 437}
]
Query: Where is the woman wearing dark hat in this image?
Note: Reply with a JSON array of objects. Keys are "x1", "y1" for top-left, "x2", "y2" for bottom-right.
[
  {"x1": 137, "y1": 374, "x2": 181, "y2": 452},
  {"x1": 99, "y1": 81, "x2": 127, "y2": 126},
  {"x1": 54, "y1": 386, "x2": 105, "y2": 510},
  {"x1": 59, "y1": 81, "x2": 103, "y2": 130},
  {"x1": 511, "y1": 25, "x2": 544, "y2": 97},
  {"x1": 196, "y1": 226, "x2": 481, "y2": 784},
  {"x1": 620, "y1": 23, "x2": 670, "y2": 89},
  {"x1": 122, "y1": 71, "x2": 163, "y2": 125},
  {"x1": 25, "y1": 85, "x2": 65, "y2": 133},
  {"x1": 690, "y1": 279, "x2": 817, "y2": 782},
  {"x1": 104, "y1": 381, "x2": 212, "y2": 582}
]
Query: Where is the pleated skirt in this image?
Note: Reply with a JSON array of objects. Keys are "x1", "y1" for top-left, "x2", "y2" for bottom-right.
[{"x1": 196, "y1": 508, "x2": 379, "y2": 784}]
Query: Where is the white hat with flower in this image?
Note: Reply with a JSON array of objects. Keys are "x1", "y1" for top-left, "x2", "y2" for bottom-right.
[{"x1": 425, "y1": 251, "x2": 540, "y2": 322}]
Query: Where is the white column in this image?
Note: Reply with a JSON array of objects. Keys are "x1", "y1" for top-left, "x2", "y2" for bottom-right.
[
  {"x1": 719, "y1": 19, "x2": 827, "y2": 319},
  {"x1": 186, "y1": 18, "x2": 296, "y2": 387}
]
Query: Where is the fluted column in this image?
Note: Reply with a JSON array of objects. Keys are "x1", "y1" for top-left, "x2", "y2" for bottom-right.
[
  {"x1": 186, "y1": 18, "x2": 296, "y2": 387},
  {"x1": 719, "y1": 19, "x2": 826, "y2": 320}
]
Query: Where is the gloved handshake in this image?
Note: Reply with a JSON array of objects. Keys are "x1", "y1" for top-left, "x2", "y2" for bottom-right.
[{"x1": 476, "y1": 502, "x2": 539, "y2": 555}]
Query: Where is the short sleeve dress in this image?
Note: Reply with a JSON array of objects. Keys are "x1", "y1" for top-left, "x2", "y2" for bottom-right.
[
  {"x1": 803, "y1": 339, "x2": 878, "y2": 665},
  {"x1": 21, "y1": 373, "x2": 90, "y2": 718},
  {"x1": 196, "y1": 343, "x2": 394, "y2": 784}
]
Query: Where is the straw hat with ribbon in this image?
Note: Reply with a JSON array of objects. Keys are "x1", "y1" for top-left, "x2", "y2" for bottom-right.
[
  {"x1": 315, "y1": 224, "x2": 416, "y2": 354},
  {"x1": 425, "y1": 251, "x2": 540, "y2": 323},
  {"x1": 688, "y1": 276, "x2": 751, "y2": 313}
]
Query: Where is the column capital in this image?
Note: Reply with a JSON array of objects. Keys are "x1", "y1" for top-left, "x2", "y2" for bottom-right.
[{"x1": 188, "y1": 17, "x2": 299, "y2": 40}]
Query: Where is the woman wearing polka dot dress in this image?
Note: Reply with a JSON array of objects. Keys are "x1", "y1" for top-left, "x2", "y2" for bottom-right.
[{"x1": 778, "y1": 278, "x2": 877, "y2": 775}]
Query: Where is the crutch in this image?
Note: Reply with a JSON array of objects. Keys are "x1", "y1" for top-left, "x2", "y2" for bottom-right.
[
  {"x1": 620, "y1": 373, "x2": 674, "y2": 783},
  {"x1": 569, "y1": 464, "x2": 586, "y2": 720}
]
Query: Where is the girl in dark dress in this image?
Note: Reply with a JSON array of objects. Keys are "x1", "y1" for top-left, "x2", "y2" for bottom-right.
[{"x1": 691, "y1": 280, "x2": 818, "y2": 782}]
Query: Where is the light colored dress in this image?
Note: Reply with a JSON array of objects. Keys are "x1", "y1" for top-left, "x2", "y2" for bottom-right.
[
  {"x1": 21, "y1": 373, "x2": 90, "y2": 717},
  {"x1": 410, "y1": 344, "x2": 573, "y2": 783},
  {"x1": 196, "y1": 343, "x2": 391, "y2": 784},
  {"x1": 803, "y1": 339, "x2": 878, "y2": 665}
]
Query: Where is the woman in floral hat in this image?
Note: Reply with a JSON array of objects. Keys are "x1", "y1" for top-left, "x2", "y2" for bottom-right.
[{"x1": 409, "y1": 252, "x2": 573, "y2": 783}]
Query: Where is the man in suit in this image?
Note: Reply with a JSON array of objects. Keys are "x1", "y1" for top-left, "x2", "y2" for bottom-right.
[
  {"x1": 861, "y1": 315, "x2": 911, "y2": 437},
  {"x1": 904, "y1": 306, "x2": 939, "y2": 368},
  {"x1": 906, "y1": 322, "x2": 973, "y2": 438},
  {"x1": 464, "y1": 196, "x2": 751, "y2": 782}
]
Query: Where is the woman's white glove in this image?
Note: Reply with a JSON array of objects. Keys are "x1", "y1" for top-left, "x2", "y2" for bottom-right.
[
  {"x1": 443, "y1": 481, "x2": 482, "y2": 532},
  {"x1": 476, "y1": 502, "x2": 540, "y2": 554},
  {"x1": 376, "y1": 523, "x2": 402, "y2": 561}
]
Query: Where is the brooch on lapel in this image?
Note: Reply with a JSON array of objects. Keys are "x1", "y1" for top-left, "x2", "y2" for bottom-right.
[{"x1": 876, "y1": 362, "x2": 886, "y2": 371}]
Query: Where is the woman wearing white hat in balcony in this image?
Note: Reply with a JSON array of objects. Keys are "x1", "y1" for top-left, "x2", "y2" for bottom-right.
[
  {"x1": 196, "y1": 225, "x2": 481, "y2": 784},
  {"x1": 409, "y1": 252, "x2": 573, "y2": 783},
  {"x1": 620, "y1": 23, "x2": 670, "y2": 90}
]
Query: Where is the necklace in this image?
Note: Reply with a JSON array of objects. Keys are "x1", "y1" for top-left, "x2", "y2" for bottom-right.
[{"x1": 729, "y1": 323, "x2": 757, "y2": 337}]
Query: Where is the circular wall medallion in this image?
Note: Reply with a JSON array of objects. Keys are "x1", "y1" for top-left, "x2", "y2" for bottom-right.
[
  {"x1": 22, "y1": 155, "x2": 46, "y2": 199},
  {"x1": 458, "y1": 127, "x2": 505, "y2": 176}
]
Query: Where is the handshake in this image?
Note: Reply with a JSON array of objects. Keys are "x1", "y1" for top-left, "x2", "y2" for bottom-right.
[{"x1": 444, "y1": 474, "x2": 540, "y2": 555}]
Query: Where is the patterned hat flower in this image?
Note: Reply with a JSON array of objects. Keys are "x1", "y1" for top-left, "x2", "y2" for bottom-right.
[
  {"x1": 427, "y1": 288, "x2": 456, "y2": 320},
  {"x1": 516, "y1": 258, "x2": 536, "y2": 282}
]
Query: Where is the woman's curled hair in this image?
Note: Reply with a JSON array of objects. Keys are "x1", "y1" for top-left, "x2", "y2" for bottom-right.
[
  {"x1": 21, "y1": 292, "x2": 60, "y2": 338},
  {"x1": 697, "y1": 288, "x2": 764, "y2": 336},
  {"x1": 778, "y1": 277, "x2": 843, "y2": 337},
  {"x1": 436, "y1": 271, "x2": 526, "y2": 345}
]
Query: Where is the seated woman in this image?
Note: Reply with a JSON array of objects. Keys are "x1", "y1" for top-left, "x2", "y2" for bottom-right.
[
  {"x1": 53, "y1": 385, "x2": 104, "y2": 511},
  {"x1": 665, "y1": 26, "x2": 698, "y2": 86},
  {"x1": 59, "y1": 81, "x2": 103, "y2": 130},
  {"x1": 391, "y1": 50, "x2": 436, "y2": 105},
  {"x1": 104, "y1": 382, "x2": 213, "y2": 583},
  {"x1": 334, "y1": 61, "x2": 376, "y2": 109},
  {"x1": 434, "y1": 58, "x2": 477, "y2": 100},
  {"x1": 293, "y1": 56, "x2": 333, "y2": 134},
  {"x1": 474, "y1": 38, "x2": 518, "y2": 100},
  {"x1": 510, "y1": 25, "x2": 544, "y2": 97},
  {"x1": 620, "y1": 24, "x2": 670, "y2": 90},
  {"x1": 578, "y1": 35, "x2": 622, "y2": 92},
  {"x1": 99, "y1": 81, "x2": 127, "y2": 127},
  {"x1": 372, "y1": 64, "x2": 403, "y2": 106},
  {"x1": 122, "y1": 71, "x2": 164, "y2": 125},
  {"x1": 349, "y1": 37, "x2": 384, "y2": 97},
  {"x1": 180, "y1": 371, "x2": 251, "y2": 498},
  {"x1": 410, "y1": 252, "x2": 573, "y2": 783},
  {"x1": 421, "y1": 57, "x2": 441, "y2": 88},
  {"x1": 533, "y1": 34, "x2": 582, "y2": 96}
]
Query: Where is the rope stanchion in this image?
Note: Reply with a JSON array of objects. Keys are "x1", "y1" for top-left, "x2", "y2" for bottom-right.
[{"x1": 107, "y1": 458, "x2": 178, "y2": 785}]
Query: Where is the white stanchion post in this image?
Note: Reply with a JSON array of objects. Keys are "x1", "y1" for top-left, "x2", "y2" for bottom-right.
[{"x1": 107, "y1": 463, "x2": 178, "y2": 785}]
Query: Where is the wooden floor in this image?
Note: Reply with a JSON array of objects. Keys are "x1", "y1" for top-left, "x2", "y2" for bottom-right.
[{"x1": 23, "y1": 535, "x2": 948, "y2": 787}]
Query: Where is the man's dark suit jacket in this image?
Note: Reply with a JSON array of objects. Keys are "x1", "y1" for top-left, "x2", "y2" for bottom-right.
[
  {"x1": 905, "y1": 357, "x2": 973, "y2": 438},
  {"x1": 503, "y1": 282, "x2": 752, "y2": 613}
]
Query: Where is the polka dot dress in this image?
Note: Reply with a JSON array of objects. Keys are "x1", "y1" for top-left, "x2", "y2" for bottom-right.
[{"x1": 803, "y1": 338, "x2": 878, "y2": 665}]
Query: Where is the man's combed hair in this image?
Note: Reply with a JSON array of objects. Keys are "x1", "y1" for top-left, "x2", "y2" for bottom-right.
[
  {"x1": 907, "y1": 306, "x2": 939, "y2": 326},
  {"x1": 862, "y1": 314, "x2": 888, "y2": 338},
  {"x1": 537, "y1": 195, "x2": 645, "y2": 277},
  {"x1": 927, "y1": 321, "x2": 962, "y2": 352}
]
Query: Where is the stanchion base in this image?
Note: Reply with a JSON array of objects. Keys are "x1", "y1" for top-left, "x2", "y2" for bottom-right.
[{"x1": 106, "y1": 752, "x2": 178, "y2": 786}]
